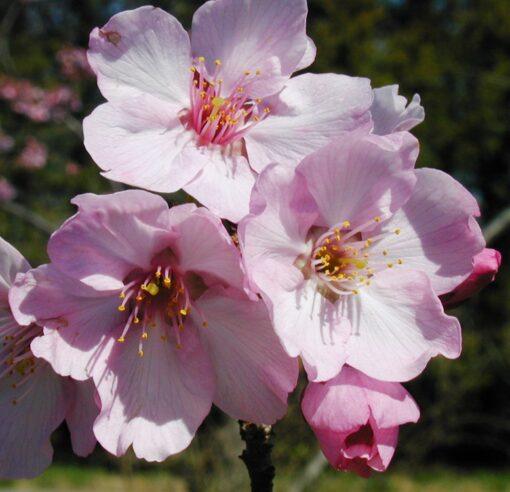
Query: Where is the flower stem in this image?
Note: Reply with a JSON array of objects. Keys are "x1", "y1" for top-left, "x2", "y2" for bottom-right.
[{"x1": 238, "y1": 420, "x2": 275, "y2": 492}]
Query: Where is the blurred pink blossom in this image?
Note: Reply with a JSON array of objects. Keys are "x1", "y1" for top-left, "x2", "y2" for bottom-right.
[
  {"x1": 0, "y1": 178, "x2": 16, "y2": 202},
  {"x1": 0, "y1": 76, "x2": 81, "y2": 122},
  {"x1": 0, "y1": 132, "x2": 14, "y2": 152},
  {"x1": 17, "y1": 137, "x2": 47, "y2": 169},
  {"x1": 57, "y1": 46, "x2": 94, "y2": 80},
  {"x1": 65, "y1": 161, "x2": 80, "y2": 176}
]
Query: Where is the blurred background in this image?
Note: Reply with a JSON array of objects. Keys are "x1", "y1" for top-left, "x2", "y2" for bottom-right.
[{"x1": 0, "y1": 0, "x2": 508, "y2": 490}]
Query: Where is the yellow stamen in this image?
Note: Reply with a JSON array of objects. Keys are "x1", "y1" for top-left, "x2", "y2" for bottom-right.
[
  {"x1": 118, "y1": 305, "x2": 126, "y2": 312},
  {"x1": 146, "y1": 282, "x2": 159, "y2": 296}
]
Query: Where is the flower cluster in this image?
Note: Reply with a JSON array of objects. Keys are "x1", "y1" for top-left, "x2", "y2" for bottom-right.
[
  {"x1": 56, "y1": 46, "x2": 94, "y2": 81},
  {"x1": 0, "y1": 0, "x2": 501, "y2": 481},
  {"x1": 0, "y1": 76, "x2": 81, "y2": 123}
]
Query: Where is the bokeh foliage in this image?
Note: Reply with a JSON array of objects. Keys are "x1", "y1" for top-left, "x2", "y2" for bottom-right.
[{"x1": 0, "y1": 0, "x2": 508, "y2": 490}]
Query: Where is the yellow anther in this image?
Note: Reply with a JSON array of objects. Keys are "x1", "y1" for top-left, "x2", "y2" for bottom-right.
[
  {"x1": 119, "y1": 292, "x2": 126, "y2": 299},
  {"x1": 198, "y1": 56, "x2": 205, "y2": 63},
  {"x1": 263, "y1": 107, "x2": 270, "y2": 114},
  {"x1": 136, "y1": 295, "x2": 143, "y2": 302},
  {"x1": 397, "y1": 259, "x2": 403, "y2": 265},
  {"x1": 155, "y1": 271, "x2": 161, "y2": 278},
  {"x1": 141, "y1": 332, "x2": 148, "y2": 340},
  {"x1": 374, "y1": 216, "x2": 382, "y2": 223},
  {"x1": 255, "y1": 98, "x2": 262, "y2": 104},
  {"x1": 254, "y1": 116, "x2": 260, "y2": 122},
  {"x1": 212, "y1": 97, "x2": 225, "y2": 108},
  {"x1": 352, "y1": 289, "x2": 359, "y2": 295},
  {"x1": 382, "y1": 250, "x2": 388, "y2": 256},
  {"x1": 365, "y1": 239, "x2": 372, "y2": 247},
  {"x1": 255, "y1": 69, "x2": 261, "y2": 75},
  {"x1": 237, "y1": 87, "x2": 245, "y2": 93},
  {"x1": 117, "y1": 337, "x2": 125, "y2": 343},
  {"x1": 244, "y1": 70, "x2": 251, "y2": 75},
  {"x1": 146, "y1": 282, "x2": 160, "y2": 296},
  {"x1": 138, "y1": 350, "x2": 144, "y2": 357},
  {"x1": 202, "y1": 321, "x2": 208, "y2": 328},
  {"x1": 387, "y1": 262, "x2": 394, "y2": 268},
  {"x1": 394, "y1": 228, "x2": 401, "y2": 235},
  {"x1": 134, "y1": 317, "x2": 140, "y2": 324},
  {"x1": 179, "y1": 308, "x2": 188, "y2": 316},
  {"x1": 215, "y1": 59, "x2": 222, "y2": 66},
  {"x1": 164, "y1": 277, "x2": 171, "y2": 287},
  {"x1": 363, "y1": 253, "x2": 369, "y2": 258},
  {"x1": 342, "y1": 220, "x2": 351, "y2": 228},
  {"x1": 190, "y1": 66, "x2": 197, "y2": 72},
  {"x1": 118, "y1": 305, "x2": 126, "y2": 312}
]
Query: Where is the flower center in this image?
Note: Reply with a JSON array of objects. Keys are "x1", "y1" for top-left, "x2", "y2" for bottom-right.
[
  {"x1": 187, "y1": 57, "x2": 270, "y2": 146},
  {"x1": 0, "y1": 310, "x2": 41, "y2": 406},
  {"x1": 312, "y1": 216, "x2": 403, "y2": 300},
  {"x1": 116, "y1": 264, "x2": 207, "y2": 356}
]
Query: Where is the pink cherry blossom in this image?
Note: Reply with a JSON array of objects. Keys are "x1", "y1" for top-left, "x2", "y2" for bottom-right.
[
  {"x1": 83, "y1": 2, "x2": 373, "y2": 222},
  {"x1": 0, "y1": 237, "x2": 97, "y2": 479},
  {"x1": 240, "y1": 130, "x2": 485, "y2": 382},
  {"x1": 0, "y1": 131, "x2": 14, "y2": 153},
  {"x1": 17, "y1": 137, "x2": 48, "y2": 170},
  {"x1": 0, "y1": 76, "x2": 81, "y2": 123},
  {"x1": 370, "y1": 85, "x2": 424, "y2": 135},
  {"x1": 10, "y1": 190, "x2": 298, "y2": 462},
  {"x1": 0, "y1": 178, "x2": 16, "y2": 202},
  {"x1": 302, "y1": 365, "x2": 419, "y2": 477},
  {"x1": 441, "y1": 248, "x2": 502, "y2": 308},
  {"x1": 57, "y1": 46, "x2": 94, "y2": 80}
]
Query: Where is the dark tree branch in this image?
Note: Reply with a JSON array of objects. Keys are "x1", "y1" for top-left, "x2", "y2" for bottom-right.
[{"x1": 238, "y1": 421, "x2": 275, "y2": 492}]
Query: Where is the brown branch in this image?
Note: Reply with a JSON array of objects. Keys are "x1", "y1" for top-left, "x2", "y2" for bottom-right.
[{"x1": 239, "y1": 421, "x2": 275, "y2": 492}]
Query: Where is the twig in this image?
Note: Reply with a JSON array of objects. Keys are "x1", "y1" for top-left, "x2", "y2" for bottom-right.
[
  {"x1": 289, "y1": 449, "x2": 327, "y2": 492},
  {"x1": 238, "y1": 421, "x2": 275, "y2": 492},
  {"x1": 0, "y1": 200, "x2": 55, "y2": 235},
  {"x1": 483, "y1": 206, "x2": 510, "y2": 245}
]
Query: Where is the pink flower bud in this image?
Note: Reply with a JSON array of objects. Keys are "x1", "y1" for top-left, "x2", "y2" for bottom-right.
[
  {"x1": 441, "y1": 248, "x2": 502, "y2": 308},
  {"x1": 302, "y1": 366, "x2": 420, "y2": 477}
]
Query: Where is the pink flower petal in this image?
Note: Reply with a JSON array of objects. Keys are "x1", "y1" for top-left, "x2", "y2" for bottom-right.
[
  {"x1": 239, "y1": 164, "x2": 318, "y2": 271},
  {"x1": 371, "y1": 85, "x2": 424, "y2": 135},
  {"x1": 88, "y1": 6, "x2": 191, "y2": 106},
  {"x1": 83, "y1": 99, "x2": 205, "y2": 193},
  {"x1": 194, "y1": 287, "x2": 298, "y2": 424},
  {"x1": 297, "y1": 131, "x2": 418, "y2": 228},
  {"x1": 66, "y1": 379, "x2": 99, "y2": 457},
  {"x1": 0, "y1": 361, "x2": 68, "y2": 479},
  {"x1": 267, "y1": 279, "x2": 350, "y2": 382},
  {"x1": 245, "y1": 74, "x2": 373, "y2": 172},
  {"x1": 183, "y1": 150, "x2": 256, "y2": 223},
  {"x1": 0, "y1": 237, "x2": 30, "y2": 302},
  {"x1": 296, "y1": 37, "x2": 317, "y2": 71},
  {"x1": 171, "y1": 207, "x2": 245, "y2": 292},
  {"x1": 10, "y1": 264, "x2": 122, "y2": 380},
  {"x1": 369, "y1": 168, "x2": 485, "y2": 295},
  {"x1": 92, "y1": 316, "x2": 214, "y2": 461},
  {"x1": 342, "y1": 269, "x2": 461, "y2": 381},
  {"x1": 48, "y1": 191, "x2": 174, "y2": 290},
  {"x1": 191, "y1": 0, "x2": 309, "y2": 98}
]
